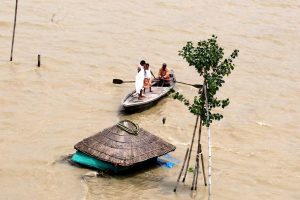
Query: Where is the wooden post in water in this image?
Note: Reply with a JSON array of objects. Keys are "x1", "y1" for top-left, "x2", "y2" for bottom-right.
[
  {"x1": 37, "y1": 54, "x2": 41, "y2": 67},
  {"x1": 10, "y1": 0, "x2": 18, "y2": 61}
]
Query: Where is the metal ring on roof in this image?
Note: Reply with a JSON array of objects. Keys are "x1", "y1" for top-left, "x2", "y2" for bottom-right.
[{"x1": 117, "y1": 120, "x2": 140, "y2": 135}]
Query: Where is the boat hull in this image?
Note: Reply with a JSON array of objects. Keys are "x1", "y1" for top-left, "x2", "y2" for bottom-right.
[{"x1": 123, "y1": 92, "x2": 168, "y2": 113}]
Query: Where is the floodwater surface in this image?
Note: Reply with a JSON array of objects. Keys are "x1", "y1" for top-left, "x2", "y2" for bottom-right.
[{"x1": 0, "y1": 0, "x2": 299, "y2": 200}]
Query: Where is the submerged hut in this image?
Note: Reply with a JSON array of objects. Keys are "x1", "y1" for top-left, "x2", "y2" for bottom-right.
[{"x1": 72, "y1": 120, "x2": 176, "y2": 172}]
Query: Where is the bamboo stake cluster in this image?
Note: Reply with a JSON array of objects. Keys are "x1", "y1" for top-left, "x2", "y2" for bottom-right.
[
  {"x1": 173, "y1": 80, "x2": 212, "y2": 197},
  {"x1": 173, "y1": 115, "x2": 207, "y2": 192}
]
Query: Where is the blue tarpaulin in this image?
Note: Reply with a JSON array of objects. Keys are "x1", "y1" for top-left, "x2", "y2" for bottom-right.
[{"x1": 156, "y1": 154, "x2": 180, "y2": 168}]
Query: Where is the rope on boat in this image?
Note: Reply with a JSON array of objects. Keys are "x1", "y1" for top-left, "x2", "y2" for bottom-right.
[{"x1": 117, "y1": 120, "x2": 140, "y2": 135}]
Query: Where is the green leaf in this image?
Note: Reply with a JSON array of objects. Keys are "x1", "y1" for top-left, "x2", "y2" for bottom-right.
[{"x1": 188, "y1": 167, "x2": 194, "y2": 173}]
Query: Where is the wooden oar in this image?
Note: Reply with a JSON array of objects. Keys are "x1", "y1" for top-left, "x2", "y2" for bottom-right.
[
  {"x1": 113, "y1": 79, "x2": 134, "y2": 84},
  {"x1": 152, "y1": 69, "x2": 201, "y2": 88},
  {"x1": 113, "y1": 78, "x2": 202, "y2": 89},
  {"x1": 150, "y1": 71, "x2": 157, "y2": 79},
  {"x1": 176, "y1": 81, "x2": 202, "y2": 89}
]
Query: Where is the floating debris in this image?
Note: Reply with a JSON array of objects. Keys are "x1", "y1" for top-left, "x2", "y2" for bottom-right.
[
  {"x1": 256, "y1": 121, "x2": 272, "y2": 127},
  {"x1": 162, "y1": 117, "x2": 166, "y2": 124}
]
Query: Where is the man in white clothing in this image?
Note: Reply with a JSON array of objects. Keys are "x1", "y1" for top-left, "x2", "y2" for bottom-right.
[{"x1": 135, "y1": 60, "x2": 146, "y2": 100}]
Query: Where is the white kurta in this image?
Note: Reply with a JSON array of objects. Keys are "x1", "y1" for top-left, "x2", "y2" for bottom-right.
[
  {"x1": 145, "y1": 69, "x2": 151, "y2": 79},
  {"x1": 135, "y1": 66, "x2": 144, "y2": 94}
]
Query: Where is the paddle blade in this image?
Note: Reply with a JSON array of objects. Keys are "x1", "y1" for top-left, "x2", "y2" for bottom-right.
[
  {"x1": 176, "y1": 81, "x2": 202, "y2": 89},
  {"x1": 193, "y1": 84, "x2": 203, "y2": 89},
  {"x1": 113, "y1": 79, "x2": 123, "y2": 84}
]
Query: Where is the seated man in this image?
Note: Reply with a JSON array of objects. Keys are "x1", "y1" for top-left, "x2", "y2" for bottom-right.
[{"x1": 158, "y1": 63, "x2": 170, "y2": 86}]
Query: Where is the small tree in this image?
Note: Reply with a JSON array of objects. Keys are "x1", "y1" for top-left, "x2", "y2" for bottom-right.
[
  {"x1": 172, "y1": 35, "x2": 239, "y2": 127},
  {"x1": 172, "y1": 35, "x2": 239, "y2": 194}
]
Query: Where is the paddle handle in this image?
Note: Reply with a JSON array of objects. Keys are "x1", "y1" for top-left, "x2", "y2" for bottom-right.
[{"x1": 150, "y1": 71, "x2": 157, "y2": 79}]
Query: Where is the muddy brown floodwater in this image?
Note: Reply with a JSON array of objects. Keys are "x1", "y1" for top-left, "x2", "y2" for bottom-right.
[{"x1": 0, "y1": 0, "x2": 299, "y2": 200}]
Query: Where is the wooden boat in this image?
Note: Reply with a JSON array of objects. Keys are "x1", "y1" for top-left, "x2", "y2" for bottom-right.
[{"x1": 122, "y1": 70, "x2": 176, "y2": 113}]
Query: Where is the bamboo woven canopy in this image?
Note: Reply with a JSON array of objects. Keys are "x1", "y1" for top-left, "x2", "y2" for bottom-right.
[{"x1": 74, "y1": 120, "x2": 176, "y2": 167}]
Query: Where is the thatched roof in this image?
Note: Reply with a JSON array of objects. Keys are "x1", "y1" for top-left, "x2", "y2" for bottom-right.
[{"x1": 74, "y1": 120, "x2": 176, "y2": 167}]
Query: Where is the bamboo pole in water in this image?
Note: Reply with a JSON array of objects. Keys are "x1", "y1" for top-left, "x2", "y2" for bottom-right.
[
  {"x1": 203, "y1": 83, "x2": 212, "y2": 197},
  {"x1": 10, "y1": 0, "x2": 18, "y2": 61},
  {"x1": 191, "y1": 159, "x2": 198, "y2": 190},
  {"x1": 182, "y1": 115, "x2": 199, "y2": 182},
  {"x1": 191, "y1": 118, "x2": 201, "y2": 190},
  {"x1": 173, "y1": 147, "x2": 189, "y2": 192},
  {"x1": 194, "y1": 119, "x2": 207, "y2": 190},
  {"x1": 199, "y1": 144, "x2": 207, "y2": 186}
]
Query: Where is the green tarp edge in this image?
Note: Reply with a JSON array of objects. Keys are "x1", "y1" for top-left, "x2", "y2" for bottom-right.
[{"x1": 71, "y1": 151, "x2": 128, "y2": 173}]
